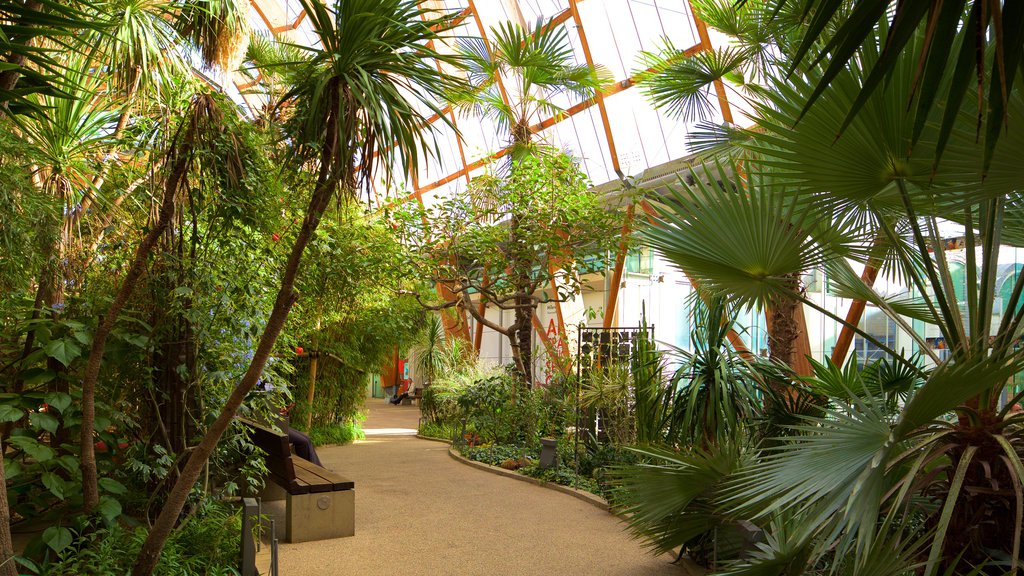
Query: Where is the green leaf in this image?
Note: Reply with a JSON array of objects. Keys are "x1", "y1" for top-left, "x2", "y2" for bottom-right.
[
  {"x1": 98, "y1": 477, "x2": 127, "y2": 495},
  {"x1": 4, "y1": 459, "x2": 22, "y2": 479},
  {"x1": 21, "y1": 368, "x2": 56, "y2": 386},
  {"x1": 41, "y1": 526, "x2": 72, "y2": 553},
  {"x1": 122, "y1": 334, "x2": 149, "y2": 348},
  {"x1": 15, "y1": 556, "x2": 39, "y2": 573},
  {"x1": 44, "y1": 392, "x2": 72, "y2": 414},
  {"x1": 29, "y1": 412, "x2": 59, "y2": 434},
  {"x1": 9, "y1": 436, "x2": 55, "y2": 462},
  {"x1": 55, "y1": 455, "x2": 78, "y2": 474},
  {"x1": 0, "y1": 404, "x2": 24, "y2": 423},
  {"x1": 96, "y1": 495, "x2": 121, "y2": 521},
  {"x1": 43, "y1": 339, "x2": 82, "y2": 367},
  {"x1": 41, "y1": 471, "x2": 66, "y2": 500}
]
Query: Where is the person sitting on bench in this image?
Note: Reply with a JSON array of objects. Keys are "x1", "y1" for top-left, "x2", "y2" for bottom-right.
[
  {"x1": 287, "y1": 426, "x2": 321, "y2": 466},
  {"x1": 253, "y1": 377, "x2": 323, "y2": 466},
  {"x1": 389, "y1": 378, "x2": 411, "y2": 405},
  {"x1": 280, "y1": 403, "x2": 321, "y2": 465}
]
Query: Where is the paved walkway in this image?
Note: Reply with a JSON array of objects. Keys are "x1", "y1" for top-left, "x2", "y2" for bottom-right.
[{"x1": 261, "y1": 401, "x2": 694, "y2": 576}]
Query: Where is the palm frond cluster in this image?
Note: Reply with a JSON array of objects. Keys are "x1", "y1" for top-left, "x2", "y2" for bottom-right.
[{"x1": 617, "y1": 2, "x2": 1024, "y2": 574}]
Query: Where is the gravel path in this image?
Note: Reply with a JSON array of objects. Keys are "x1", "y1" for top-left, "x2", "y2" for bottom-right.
[{"x1": 261, "y1": 403, "x2": 695, "y2": 576}]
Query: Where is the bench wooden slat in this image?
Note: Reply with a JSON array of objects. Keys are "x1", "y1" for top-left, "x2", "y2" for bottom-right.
[{"x1": 294, "y1": 458, "x2": 354, "y2": 491}]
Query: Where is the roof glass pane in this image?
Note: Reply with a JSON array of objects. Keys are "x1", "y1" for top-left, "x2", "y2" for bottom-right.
[
  {"x1": 230, "y1": 0, "x2": 737, "y2": 195},
  {"x1": 517, "y1": 0, "x2": 569, "y2": 22},
  {"x1": 575, "y1": 1, "x2": 627, "y2": 82}
]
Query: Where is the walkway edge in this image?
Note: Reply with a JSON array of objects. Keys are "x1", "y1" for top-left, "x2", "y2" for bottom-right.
[
  {"x1": 415, "y1": 434, "x2": 452, "y2": 444},
  {"x1": 447, "y1": 446, "x2": 611, "y2": 512}
]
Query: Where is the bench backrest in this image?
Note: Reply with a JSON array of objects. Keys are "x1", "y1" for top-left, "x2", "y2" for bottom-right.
[{"x1": 238, "y1": 418, "x2": 296, "y2": 487}]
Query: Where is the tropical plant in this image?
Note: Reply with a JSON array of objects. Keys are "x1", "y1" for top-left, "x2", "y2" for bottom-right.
[
  {"x1": 622, "y1": 19, "x2": 1024, "y2": 576},
  {"x1": 131, "y1": 2, "x2": 465, "y2": 572},
  {"x1": 414, "y1": 313, "x2": 445, "y2": 389},
  {"x1": 399, "y1": 150, "x2": 623, "y2": 385},
  {"x1": 451, "y1": 16, "x2": 607, "y2": 159},
  {"x1": 776, "y1": 0, "x2": 1022, "y2": 174},
  {"x1": 435, "y1": 15, "x2": 608, "y2": 385},
  {"x1": 660, "y1": 297, "x2": 765, "y2": 448}
]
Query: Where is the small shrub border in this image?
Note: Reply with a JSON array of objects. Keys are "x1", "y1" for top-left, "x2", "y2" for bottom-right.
[{"x1": 460, "y1": 443, "x2": 603, "y2": 496}]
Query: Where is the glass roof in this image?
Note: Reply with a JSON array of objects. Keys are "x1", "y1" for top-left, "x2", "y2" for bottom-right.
[{"x1": 235, "y1": 0, "x2": 737, "y2": 206}]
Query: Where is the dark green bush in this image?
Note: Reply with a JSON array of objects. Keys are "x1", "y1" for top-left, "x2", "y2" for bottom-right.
[
  {"x1": 519, "y1": 463, "x2": 600, "y2": 495},
  {"x1": 461, "y1": 444, "x2": 533, "y2": 466},
  {"x1": 29, "y1": 501, "x2": 242, "y2": 575}
]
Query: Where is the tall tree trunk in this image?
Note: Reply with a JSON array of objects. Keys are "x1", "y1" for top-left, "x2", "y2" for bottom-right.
[
  {"x1": 78, "y1": 112, "x2": 197, "y2": 514},
  {"x1": 765, "y1": 273, "x2": 808, "y2": 393},
  {"x1": 0, "y1": 439, "x2": 17, "y2": 576},
  {"x1": 131, "y1": 93, "x2": 343, "y2": 576},
  {"x1": 0, "y1": 0, "x2": 43, "y2": 93},
  {"x1": 513, "y1": 294, "x2": 532, "y2": 386}
]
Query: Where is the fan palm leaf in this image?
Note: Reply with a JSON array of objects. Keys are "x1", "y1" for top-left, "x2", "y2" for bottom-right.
[
  {"x1": 779, "y1": 0, "x2": 1024, "y2": 175},
  {"x1": 451, "y1": 15, "x2": 606, "y2": 153},
  {"x1": 642, "y1": 163, "x2": 845, "y2": 309},
  {"x1": 612, "y1": 441, "x2": 756, "y2": 557},
  {"x1": 635, "y1": 45, "x2": 748, "y2": 123}
]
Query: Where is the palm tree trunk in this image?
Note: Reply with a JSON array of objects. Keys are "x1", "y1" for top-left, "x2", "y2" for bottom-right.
[
  {"x1": 130, "y1": 92, "x2": 343, "y2": 576},
  {"x1": 0, "y1": 0, "x2": 43, "y2": 92},
  {"x1": 78, "y1": 122, "x2": 192, "y2": 514}
]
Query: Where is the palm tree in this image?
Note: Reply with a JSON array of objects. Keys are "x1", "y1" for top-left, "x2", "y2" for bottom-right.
[
  {"x1": 624, "y1": 24, "x2": 1024, "y2": 574},
  {"x1": 131, "y1": 1, "x2": 463, "y2": 573},
  {"x1": 777, "y1": 0, "x2": 1022, "y2": 175},
  {"x1": 415, "y1": 313, "x2": 445, "y2": 389},
  {"x1": 449, "y1": 17, "x2": 606, "y2": 385}
]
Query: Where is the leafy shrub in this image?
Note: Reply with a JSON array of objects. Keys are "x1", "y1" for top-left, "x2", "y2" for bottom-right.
[
  {"x1": 308, "y1": 420, "x2": 364, "y2": 445},
  {"x1": 417, "y1": 420, "x2": 455, "y2": 441},
  {"x1": 420, "y1": 358, "x2": 504, "y2": 427},
  {"x1": 461, "y1": 444, "x2": 533, "y2": 467},
  {"x1": 26, "y1": 501, "x2": 242, "y2": 575},
  {"x1": 519, "y1": 463, "x2": 600, "y2": 495}
]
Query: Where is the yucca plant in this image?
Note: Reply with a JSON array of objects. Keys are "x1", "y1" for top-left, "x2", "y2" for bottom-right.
[{"x1": 132, "y1": 1, "x2": 466, "y2": 572}]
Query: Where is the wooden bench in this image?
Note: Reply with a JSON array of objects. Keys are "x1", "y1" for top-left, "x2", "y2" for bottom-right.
[
  {"x1": 238, "y1": 418, "x2": 355, "y2": 543},
  {"x1": 402, "y1": 387, "x2": 422, "y2": 406}
]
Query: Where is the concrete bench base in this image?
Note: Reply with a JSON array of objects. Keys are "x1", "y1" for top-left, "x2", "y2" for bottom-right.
[{"x1": 286, "y1": 488, "x2": 355, "y2": 543}]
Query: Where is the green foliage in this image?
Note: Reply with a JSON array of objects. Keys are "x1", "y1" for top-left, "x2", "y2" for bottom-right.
[
  {"x1": 519, "y1": 463, "x2": 600, "y2": 495},
  {"x1": 0, "y1": 123, "x2": 58, "y2": 296},
  {"x1": 419, "y1": 344, "x2": 501, "y2": 427},
  {"x1": 461, "y1": 444, "x2": 530, "y2": 467},
  {"x1": 416, "y1": 420, "x2": 456, "y2": 441},
  {"x1": 30, "y1": 501, "x2": 242, "y2": 575},
  {"x1": 398, "y1": 151, "x2": 624, "y2": 382},
  {"x1": 286, "y1": 206, "x2": 427, "y2": 431},
  {"x1": 308, "y1": 420, "x2": 364, "y2": 446},
  {"x1": 456, "y1": 372, "x2": 537, "y2": 447},
  {"x1": 622, "y1": 13, "x2": 1024, "y2": 572}
]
